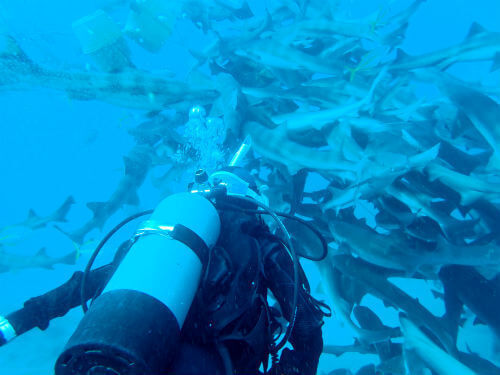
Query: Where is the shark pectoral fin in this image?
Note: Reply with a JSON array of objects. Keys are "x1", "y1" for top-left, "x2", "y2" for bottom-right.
[{"x1": 490, "y1": 52, "x2": 500, "y2": 72}]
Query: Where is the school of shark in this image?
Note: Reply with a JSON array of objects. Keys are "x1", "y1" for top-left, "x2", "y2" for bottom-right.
[{"x1": 1, "y1": 0, "x2": 500, "y2": 374}]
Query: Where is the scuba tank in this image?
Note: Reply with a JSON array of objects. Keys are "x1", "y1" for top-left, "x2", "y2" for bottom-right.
[
  {"x1": 54, "y1": 114, "x2": 312, "y2": 374},
  {"x1": 54, "y1": 121, "x2": 253, "y2": 375},
  {"x1": 55, "y1": 192, "x2": 221, "y2": 375}
]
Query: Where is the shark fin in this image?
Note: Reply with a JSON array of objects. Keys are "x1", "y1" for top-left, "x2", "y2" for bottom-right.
[
  {"x1": 87, "y1": 201, "x2": 107, "y2": 218},
  {"x1": 466, "y1": 22, "x2": 487, "y2": 39},
  {"x1": 27, "y1": 209, "x2": 39, "y2": 219},
  {"x1": 491, "y1": 52, "x2": 500, "y2": 72},
  {"x1": 233, "y1": 0, "x2": 254, "y2": 19},
  {"x1": 126, "y1": 192, "x2": 140, "y2": 206},
  {"x1": 36, "y1": 247, "x2": 48, "y2": 257},
  {"x1": 0, "y1": 34, "x2": 32, "y2": 63},
  {"x1": 54, "y1": 225, "x2": 85, "y2": 245},
  {"x1": 394, "y1": 48, "x2": 410, "y2": 63}
]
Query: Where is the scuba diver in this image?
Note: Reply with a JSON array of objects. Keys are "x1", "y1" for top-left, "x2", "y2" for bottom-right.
[{"x1": 0, "y1": 112, "x2": 330, "y2": 375}]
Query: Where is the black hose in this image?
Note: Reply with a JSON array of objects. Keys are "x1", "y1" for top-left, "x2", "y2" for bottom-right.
[
  {"x1": 80, "y1": 210, "x2": 153, "y2": 313},
  {"x1": 228, "y1": 196, "x2": 298, "y2": 352},
  {"x1": 216, "y1": 204, "x2": 328, "y2": 261}
]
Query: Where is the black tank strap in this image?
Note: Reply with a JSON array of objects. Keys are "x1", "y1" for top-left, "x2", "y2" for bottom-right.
[{"x1": 134, "y1": 222, "x2": 210, "y2": 267}]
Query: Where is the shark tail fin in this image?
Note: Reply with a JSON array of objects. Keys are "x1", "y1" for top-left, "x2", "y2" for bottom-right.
[
  {"x1": 58, "y1": 250, "x2": 78, "y2": 266},
  {"x1": 491, "y1": 52, "x2": 500, "y2": 72},
  {"x1": 36, "y1": 248, "x2": 55, "y2": 270},
  {"x1": 54, "y1": 224, "x2": 85, "y2": 245},
  {"x1": 409, "y1": 143, "x2": 440, "y2": 172}
]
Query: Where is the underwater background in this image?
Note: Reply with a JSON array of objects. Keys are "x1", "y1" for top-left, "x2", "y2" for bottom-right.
[{"x1": 1, "y1": 0, "x2": 500, "y2": 374}]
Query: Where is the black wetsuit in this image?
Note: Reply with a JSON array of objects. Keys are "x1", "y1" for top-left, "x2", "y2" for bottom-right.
[{"x1": 3, "y1": 209, "x2": 326, "y2": 375}]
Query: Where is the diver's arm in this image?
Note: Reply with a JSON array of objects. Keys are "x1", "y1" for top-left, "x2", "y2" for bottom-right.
[
  {"x1": 0, "y1": 264, "x2": 113, "y2": 346},
  {"x1": 261, "y1": 238, "x2": 325, "y2": 375}
]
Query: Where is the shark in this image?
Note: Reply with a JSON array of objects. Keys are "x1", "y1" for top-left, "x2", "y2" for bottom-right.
[
  {"x1": 0, "y1": 246, "x2": 76, "y2": 273},
  {"x1": 276, "y1": 0, "x2": 426, "y2": 46},
  {"x1": 57, "y1": 144, "x2": 154, "y2": 244},
  {"x1": 330, "y1": 254, "x2": 457, "y2": 355},
  {"x1": 384, "y1": 179, "x2": 476, "y2": 242},
  {"x1": 400, "y1": 315, "x2": 477, "y2": 375},
  {"x1": 321, "y1": 142, "x2": 440, "y2": 211},
  {"x1": 435, "y1": 74, "x2": 500, "y2": 171},
  {"x1": 0, "y1": 34, "x2": 219, "y2": 111},
  {"x1": 0, "y1": 196, "x2": 74, "y2": 233},
  {"x1": 317, "y1": 255, "x2": 400, "y2": 345},
  {"x1": 234, "y1": 37, "x2": 341, "y2": 76},
  {"x1": 181, "y1": 0, "x2": 254, "y2": 32},
  {"x1": 439, "y1": 265, "x2": 500, "y2": 339},
  {"x1": 410, "y1": 69, "x2": 500, "y2": 172},
  {"x1": 425, "y1": 161, "x2": 500, "y2": 206},
  {"x1": 270, "y1": 66, "x2": 388, "y2": 132},
  {"x1": 244, "y1": 121, "x2": 365, "y2": 178},
  {"x1": 353, "y1": 305, "x2": 405, "y2": 375},
  {"x1": 388, "y1": 22, "x2": 500, "y2": 72},
  {"x1": 329, "y1": 211, "x2": 500, "y2": 274}
]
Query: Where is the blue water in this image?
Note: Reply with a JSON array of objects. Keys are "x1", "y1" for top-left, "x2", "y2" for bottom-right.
[{"x1": 0, "y1": 0, "x2": 499, "y2": 374}]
